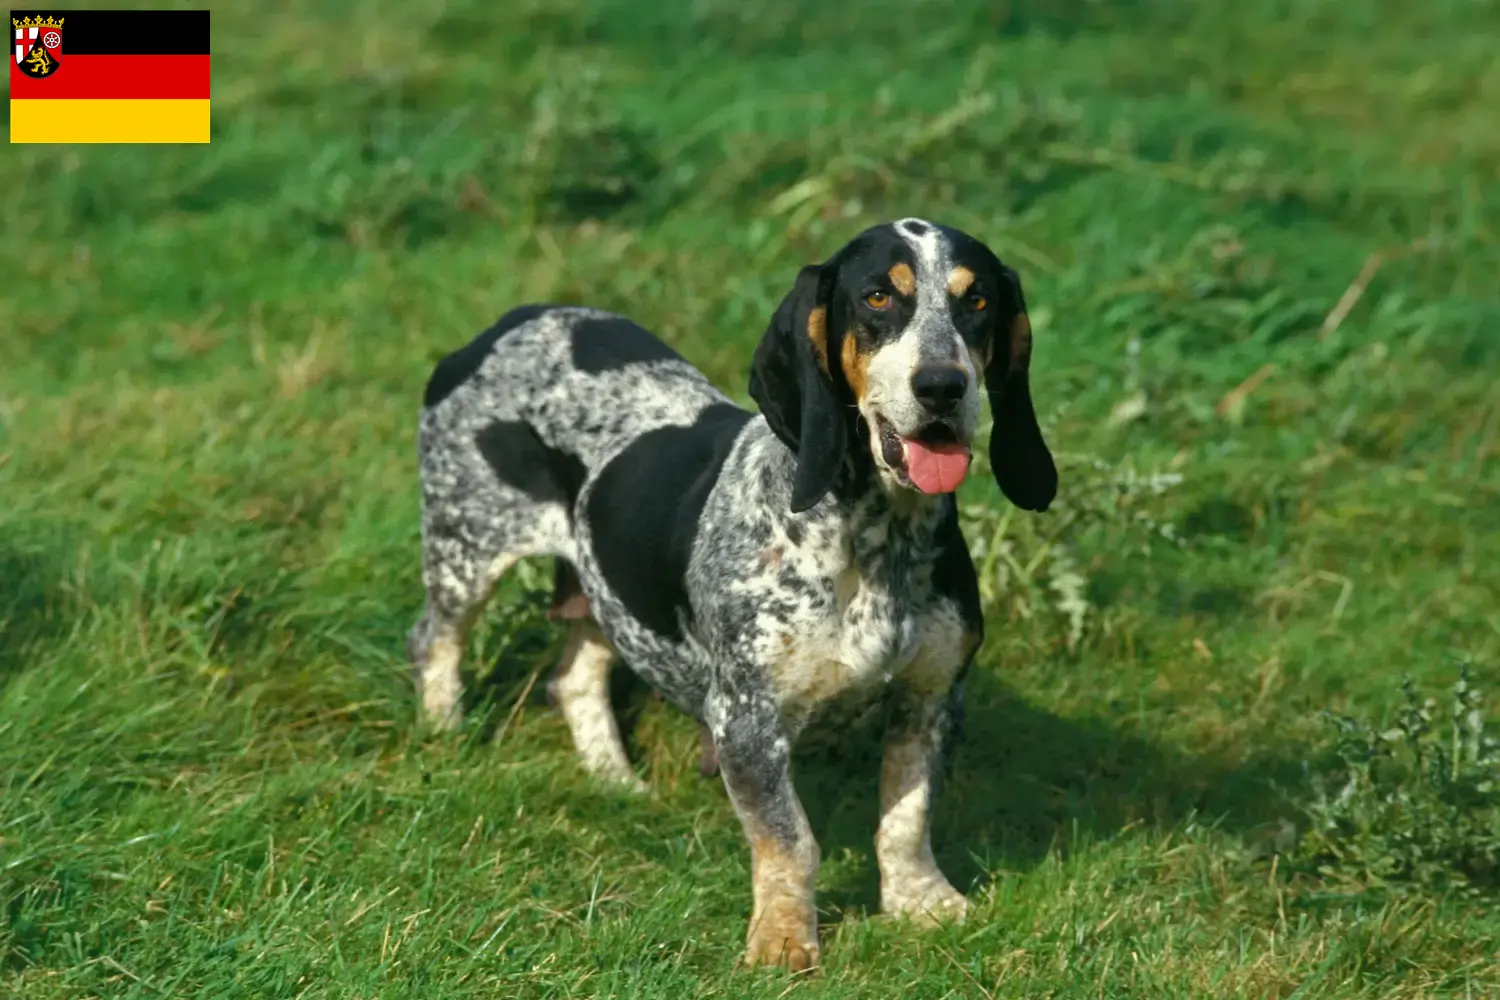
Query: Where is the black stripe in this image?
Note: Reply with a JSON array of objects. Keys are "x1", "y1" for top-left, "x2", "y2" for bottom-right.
[{"x1": 10, "y1": 10, "x2": 209, "y2": 55}]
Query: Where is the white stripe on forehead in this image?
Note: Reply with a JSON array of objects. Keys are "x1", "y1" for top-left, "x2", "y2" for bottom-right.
[
  {"x1": 892, "y1": 218, "x2": 958, "y2": 358},
  {"x1": 893, "y1": 218, "x2": 948, "y2": 279}
]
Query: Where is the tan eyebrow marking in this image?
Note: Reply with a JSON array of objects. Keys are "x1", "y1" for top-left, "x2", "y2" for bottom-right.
[
  {"x1": 947, "y1": 266, "x2": 976, "y2": 297},
  {"x1": 887, "y1": 262, "x2": 916, "y2": 297}
]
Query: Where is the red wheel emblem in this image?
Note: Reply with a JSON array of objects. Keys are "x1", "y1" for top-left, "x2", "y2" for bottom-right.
[{"x1": 42, "y1": 31, "x2": 61, "y2": 49}]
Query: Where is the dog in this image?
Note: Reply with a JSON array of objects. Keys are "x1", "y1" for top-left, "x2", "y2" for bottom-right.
[{"x1": 407, "y1": 218, "x2": 1057, "y2": 970}]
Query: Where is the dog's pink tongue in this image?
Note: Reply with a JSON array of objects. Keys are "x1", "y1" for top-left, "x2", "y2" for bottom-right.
[{"x1": 903, "y1": 439, "x2": 971, "y2": 494}]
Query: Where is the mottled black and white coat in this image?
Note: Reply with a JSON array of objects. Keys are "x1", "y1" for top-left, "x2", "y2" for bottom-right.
[{"x1": 408, "y1": 219, "x2": 1058, "y2": 971}]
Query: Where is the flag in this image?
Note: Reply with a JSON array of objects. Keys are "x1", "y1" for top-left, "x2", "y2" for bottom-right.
[{"x1": 10, "y1": 9, "x2": 210, "y2": 143}]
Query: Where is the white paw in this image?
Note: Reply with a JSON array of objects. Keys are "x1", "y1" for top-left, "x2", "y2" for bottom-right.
[
  {"x1": 609, "y1": 772, "x2": 649, "y2": 796},
  {"x1": 882, "y1": 877, "x2": 968, "y2": 926},
  {"x1": 420, "y1": 694, "x2": 464, "y2": 733},
  {"x1": 583, "y1": 758, "x2": 647, "y2": 795}
]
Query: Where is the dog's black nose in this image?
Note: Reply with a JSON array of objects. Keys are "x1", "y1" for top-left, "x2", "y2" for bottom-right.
[{"x1": 911, "y1": 365, "x2": 968, "y2": 413}]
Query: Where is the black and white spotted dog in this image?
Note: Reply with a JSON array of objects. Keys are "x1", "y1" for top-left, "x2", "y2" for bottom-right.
[{"x1": 408, "y1": 218, "x2": 1057, "y2": 970}]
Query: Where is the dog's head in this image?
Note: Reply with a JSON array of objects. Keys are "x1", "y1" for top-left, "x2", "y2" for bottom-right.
[{"x1": 750, "y1": 218, "x2": 1058, "y2": 514}]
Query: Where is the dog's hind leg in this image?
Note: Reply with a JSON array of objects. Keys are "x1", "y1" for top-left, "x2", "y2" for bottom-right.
[
  {"x1": 408, "y1": 537, "x2": 521, "y2": 732},
  {"x1": 546, "y1": 617, "x2": 643, "y2": 791},
  {"x1": 410, "y1": 406, "x2": 579, "y2": 732},
  {"x1": 543, "y1": 561, "x2": 642, "y2": 790}
]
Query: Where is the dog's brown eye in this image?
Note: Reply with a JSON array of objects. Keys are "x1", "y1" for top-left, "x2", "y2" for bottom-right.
[
  {"x1": 969, "y1": 293, "x2": 987, "y2": 311},
  {"x1": 865, "y1": 291, "x2": 891, "y2": 310}
]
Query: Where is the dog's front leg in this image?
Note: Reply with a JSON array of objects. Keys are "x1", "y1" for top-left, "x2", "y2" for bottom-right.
[
  {"x1": 707, "y1": 688, "x2": 820, "y2": 972},
  {"x1": 875, "y1": 685, "x2": 968, "y2": 924}
]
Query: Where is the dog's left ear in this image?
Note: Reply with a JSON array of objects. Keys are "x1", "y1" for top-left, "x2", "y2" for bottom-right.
[
  {"x1": 749, "y1": 264, "x2": 848, "y2": 513},
  {"x1": 985, "y1": 269, "x2": 1058, "y2": 512}
]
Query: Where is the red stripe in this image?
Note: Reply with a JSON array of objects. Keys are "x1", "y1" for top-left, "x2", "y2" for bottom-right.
[{"x1": 9, "y1": 54, "x2": 210, "y2": 99}]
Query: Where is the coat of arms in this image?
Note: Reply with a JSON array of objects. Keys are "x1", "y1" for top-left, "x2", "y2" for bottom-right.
[{"x1": 13, "y1": 14, "x2": 64, "y2": 78}]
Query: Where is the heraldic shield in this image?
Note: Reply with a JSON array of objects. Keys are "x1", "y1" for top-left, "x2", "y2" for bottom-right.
[{"x1": 14, "y1": 14, "x2": 64, "y2": 78}]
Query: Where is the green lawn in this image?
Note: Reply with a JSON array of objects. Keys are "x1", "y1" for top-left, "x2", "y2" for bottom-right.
[{"x1": 4, "y1": 0, "x2": 1499, "y2": 996}]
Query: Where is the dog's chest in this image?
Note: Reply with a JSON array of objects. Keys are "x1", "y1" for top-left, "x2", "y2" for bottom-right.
[{"x1": 757, "y1": 522, "x2": 957, "y2": 730}]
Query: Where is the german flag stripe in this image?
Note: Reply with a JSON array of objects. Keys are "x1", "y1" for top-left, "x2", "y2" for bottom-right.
[
  {"x1": 10, "y1": 9, "x2": 209, "y2": 55},
  {"x1": 10, "y1": 54, "x2": 209, "y2": 99},
  {"x1": 10, "y1": 97, "x2": 209, "y2": 143}
]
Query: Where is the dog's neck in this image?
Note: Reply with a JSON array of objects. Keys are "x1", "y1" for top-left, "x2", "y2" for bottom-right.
[
  {"x1": 761, "y1": 426, "x2": 949, "y2": 572},
  {"x1": 840, "y1": 483, "x2": 949, "y2": 571},
  {"x1": 836, "y1": 432, "x2": 950, "y2": 538}
]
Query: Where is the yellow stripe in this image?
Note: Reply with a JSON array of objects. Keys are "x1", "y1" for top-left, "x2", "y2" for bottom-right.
[{"x1": 10, "y1": 99, "x2": 210, "y2": 144}]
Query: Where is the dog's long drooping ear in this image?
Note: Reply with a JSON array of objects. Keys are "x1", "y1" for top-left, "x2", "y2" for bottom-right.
[
  {"x1": 749, "y1": 264, "x2": 848, "y2": 513},
  {"x1": 985, "y1": 269, "x2": 1058, "y2": 512}
]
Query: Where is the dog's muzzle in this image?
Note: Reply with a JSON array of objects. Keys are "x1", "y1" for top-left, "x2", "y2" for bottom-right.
[{"x1": 876, "y1": 415, "x2": 971, "y2": 495}]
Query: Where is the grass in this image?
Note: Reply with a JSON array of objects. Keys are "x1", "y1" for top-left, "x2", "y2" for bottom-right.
[{"x1": 3, "y1": 0, "x2": 1499, "y2": 995}]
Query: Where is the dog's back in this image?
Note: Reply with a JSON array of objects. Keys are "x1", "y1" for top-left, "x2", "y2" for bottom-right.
[
  {"x1": 407, "y1": 304, "x2": 738, "y2": 730},
  {"x1": 419, "y1": 304, "x2": 731, "y2": 473}
]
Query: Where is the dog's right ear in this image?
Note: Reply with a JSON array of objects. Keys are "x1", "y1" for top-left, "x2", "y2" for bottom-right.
[
  {"x1": 748, "y1": 264, "x2": 848, "y2": 513},
  {"x1": 985, "y1": 268, "x2": 1058, "y2": 512}
]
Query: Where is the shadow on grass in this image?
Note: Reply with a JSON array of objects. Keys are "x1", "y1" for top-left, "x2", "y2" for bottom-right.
[
  {"x1": 795, "y1": 668, "x2": 1301, "y2": 920},
  {"x1": 457, "y1": 581, "x2": 1300, "y2": 923},
  {"x1": 0, "y1": 540, "x2": 75, "y2": 690}
]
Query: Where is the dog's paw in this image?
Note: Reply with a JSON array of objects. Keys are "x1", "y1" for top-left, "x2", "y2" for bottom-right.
[
  {"x1": 882, "y1": 877, "x2": 968, "y2": 927},
  {"x1": 744, "y1": 934, "x2": 819, "y2": 973},
  {"x1": 413, "y1": 657, "x2": 465, "y2": 734},
  {"x1": 592, "y1": 766, "x2": 648, "y2": 796},
  {"x1": 743, "y1": 902, "x2": 820, "y2": 973},
  {"x1": 418, "y1": 694, "x2": 465, "y2": 734}
]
